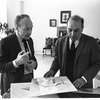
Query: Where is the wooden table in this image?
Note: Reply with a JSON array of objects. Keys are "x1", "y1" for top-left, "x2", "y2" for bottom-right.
[{"x1": 11, "y1": 76, "x2": 77, "y2": 98}]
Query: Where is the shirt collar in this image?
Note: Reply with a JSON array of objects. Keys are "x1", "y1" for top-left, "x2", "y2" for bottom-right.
[{"x1": 69, "y1": 38, "x2": 80, "y2": 48}]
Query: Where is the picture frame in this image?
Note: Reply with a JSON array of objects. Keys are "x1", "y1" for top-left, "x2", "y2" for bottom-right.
[
  {"x1": 50, "y1": 19, "x2": 57, "y2": 27},
  {"x1": 60, "y1": 11, "x2": 71, "y2": 23}
]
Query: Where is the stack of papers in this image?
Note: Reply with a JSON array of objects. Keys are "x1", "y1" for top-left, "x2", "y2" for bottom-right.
[{"x1": 35, "y1": 77, "x2": 64, "y2": 87}]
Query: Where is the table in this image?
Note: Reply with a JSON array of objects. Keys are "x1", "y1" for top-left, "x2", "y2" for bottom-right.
[
  {"x1": 11, "y1": 76, "x2": 77, "y2": 98},
  {"x1": 74, "y1": 88, "x2": 100, "y2": 97},
  {"x1": 11, "y1": 82, "x2": 58, "y2": 98},
  {"x1": 11, "y1": 76, "x2": 100, "y2": 98}
]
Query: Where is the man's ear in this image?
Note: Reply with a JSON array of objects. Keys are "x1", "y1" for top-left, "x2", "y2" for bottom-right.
[{"x1": 82, "y1": 25, "x2": 84, "y2": 31}]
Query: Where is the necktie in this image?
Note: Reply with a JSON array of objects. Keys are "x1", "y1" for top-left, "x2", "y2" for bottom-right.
[
  {"x1": 22, "y1": 39, "x2": 29, "y2": 52},
  {"x1": 22, "y1": 39, "x2": 31, "y2": 59},
  {"x1": 71, "y1": 41, "x2": 75, "y2": 51}
]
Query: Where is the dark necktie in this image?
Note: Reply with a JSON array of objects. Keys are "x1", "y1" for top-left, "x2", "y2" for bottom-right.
[
  {"x1": 71, "y1": 41, "x2": 75, "y2": 51},
  {"x1": 22, "y1": 39, "x2": 31, "y2": 59},
  {"x1": 22, "y1": 39, "x2": 29, "y2": 52}
]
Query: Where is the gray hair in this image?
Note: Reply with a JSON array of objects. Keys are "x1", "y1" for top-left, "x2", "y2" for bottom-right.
[{"x1": 14, "y1": 14, "x2": 30, "y2": 28}]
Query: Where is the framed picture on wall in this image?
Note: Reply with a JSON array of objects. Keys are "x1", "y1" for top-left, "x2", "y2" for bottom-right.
[
  {"x1": 50, "y1": 19, "x2": 57, "y2": 27},
  {"x1": 60, "y1": 11, "x2": 71, "y2": 23}
]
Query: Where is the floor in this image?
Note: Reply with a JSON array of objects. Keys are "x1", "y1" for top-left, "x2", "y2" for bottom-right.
[{"x1": 34, "y1": 54, "x2": 59, "y2": 78}]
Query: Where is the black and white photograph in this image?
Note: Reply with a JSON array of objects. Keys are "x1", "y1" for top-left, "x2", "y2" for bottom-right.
[
  {"x1": 0, "y1": 0, "x2": 100, "y2": 98},
  {"x1": 60, "y1": 11, "x2": 71, "y2": 23},
  {"x1": 50, "y1": 19, "x2": 57, "y2": 27}
]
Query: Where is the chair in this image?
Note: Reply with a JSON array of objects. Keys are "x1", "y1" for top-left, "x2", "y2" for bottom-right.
[{"x1": 43, "y1": 37, "x2": 53, "y2": 57}]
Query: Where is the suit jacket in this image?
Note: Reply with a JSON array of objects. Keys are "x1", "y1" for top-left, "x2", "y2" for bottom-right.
[
  {"x1": 0, "y1": 34, "x2": 37, "y2": 95},
  {"x1": 50, "y1": 34, "x2": 100, "y2": 88}
]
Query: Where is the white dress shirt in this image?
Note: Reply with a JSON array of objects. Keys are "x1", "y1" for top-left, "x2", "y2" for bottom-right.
[{"x1": 69, "y1": 38, "x2": 79, "y2": 49}]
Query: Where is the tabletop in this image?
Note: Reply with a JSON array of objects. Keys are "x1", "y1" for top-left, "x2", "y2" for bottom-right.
[{"x1": 11, "y1": 76, "x2": 77, "y2": 98}]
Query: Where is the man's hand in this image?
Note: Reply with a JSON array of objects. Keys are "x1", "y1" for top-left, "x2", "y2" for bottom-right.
[
  {"x1": 15, "y1": 50, "x2": 30, "y2": 66},
  {"x1": 44, "y1": 70, "x2": 55, "y2": 78},
  {"x1": 73, "y1": 78, "x2": 86, "y2": 89},
  {"x1": 25, "y1": 60, "x2": 37, "y2": 72}
]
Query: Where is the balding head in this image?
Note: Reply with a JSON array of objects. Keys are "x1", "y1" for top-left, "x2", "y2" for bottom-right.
[
  {"x1": 67, "y1": 15, "x2": 84, "y2": 41},
  {"x1": 68, "y1": 15, "x2": 84, "y2": 28}
]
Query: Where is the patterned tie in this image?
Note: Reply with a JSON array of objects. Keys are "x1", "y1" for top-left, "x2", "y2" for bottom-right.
[{"x1": 71, "y1": 41, "x2": 75, "y2": 51}]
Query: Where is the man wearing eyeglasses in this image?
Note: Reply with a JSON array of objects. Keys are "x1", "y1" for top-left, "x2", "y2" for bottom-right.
[{"x1": 44, "y1": 15, "x2": 100, "y2": 97}]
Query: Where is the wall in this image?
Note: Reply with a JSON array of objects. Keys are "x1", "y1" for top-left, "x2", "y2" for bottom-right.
[
  {"x1": 7, "y1": 0, "x2": 100, "y2": 53},
  {"x1": 7, "y1": 0, "x2": 21, "y2": 28},
  {"x1": 0, "y1": 0, "x2": 7, "y2": 23}
]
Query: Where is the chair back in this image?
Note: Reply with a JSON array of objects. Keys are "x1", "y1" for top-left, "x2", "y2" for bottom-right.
[{"x1": 45, "y1": 37, "x2": 53, "y2": 48}]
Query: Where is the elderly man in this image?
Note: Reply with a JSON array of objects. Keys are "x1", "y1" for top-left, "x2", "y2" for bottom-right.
[
  {"x1": 44, "y1": 15, "x2": 100, "y2": 97},
  {"x1": 0, "y1": 14, "x2": 38, "y2": 96}
]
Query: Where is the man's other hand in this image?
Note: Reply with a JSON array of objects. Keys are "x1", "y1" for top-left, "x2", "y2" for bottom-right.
[{"x1": 44, "y1": 70, "x2": 54, "y2": 78}]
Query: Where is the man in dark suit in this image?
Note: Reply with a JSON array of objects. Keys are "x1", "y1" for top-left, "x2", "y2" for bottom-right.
[
  {"x1": 44, "y1": 15, "x2": 100, "y2": 96},
  {"x1": 0, "y1": 14, "x2": 38, "y2": 96}
]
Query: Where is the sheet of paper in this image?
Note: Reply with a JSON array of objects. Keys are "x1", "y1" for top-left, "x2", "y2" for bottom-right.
[{"x1": 28, "y1": 76, "x2": 77, "y2": 97}]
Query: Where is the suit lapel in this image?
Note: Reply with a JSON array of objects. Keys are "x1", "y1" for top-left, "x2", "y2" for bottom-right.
[
  {"x1": 74, "y1": 34, "x2": 86, "y2": 64},
  {"x1": 62, "y1": 36, "x2": 69, "y2": 73},
  {"x1": 12, "y1": 34, "x2": 22, "y2": 52}
]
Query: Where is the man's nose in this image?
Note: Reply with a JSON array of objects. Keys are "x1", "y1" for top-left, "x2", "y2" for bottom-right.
[
  {"x1": 27, "y1": 29, "x2": 32, "y2": 34},
  {"x1": 70, "y1": 31, "x2": 74, "y2": 36}
]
